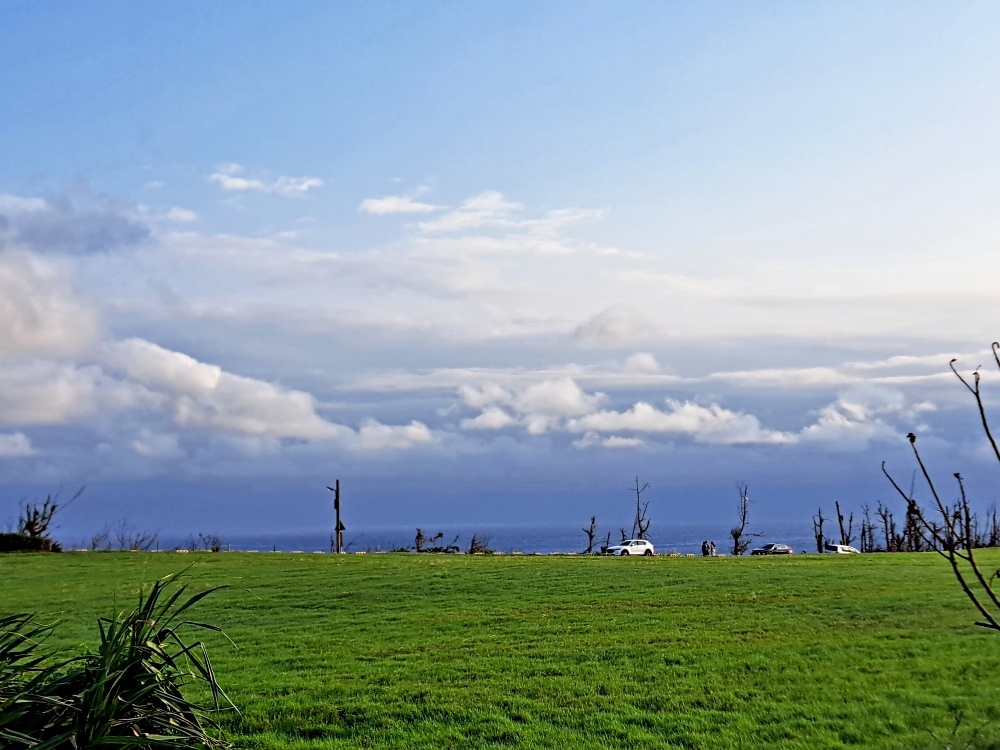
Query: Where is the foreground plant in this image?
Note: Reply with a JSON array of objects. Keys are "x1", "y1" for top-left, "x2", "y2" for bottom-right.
[{"x1": 0, "y1": 571, "x2": 235, "y2": 748}]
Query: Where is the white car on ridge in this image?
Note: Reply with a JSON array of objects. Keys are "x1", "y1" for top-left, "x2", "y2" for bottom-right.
[{"x1": 605, "y1": 539, "x2": 654, "y2": 556}]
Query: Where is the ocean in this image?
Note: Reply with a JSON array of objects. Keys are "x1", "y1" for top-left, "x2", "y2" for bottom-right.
[{"x1": 147, "y1": 521, "x2": 821, "y2": 556}]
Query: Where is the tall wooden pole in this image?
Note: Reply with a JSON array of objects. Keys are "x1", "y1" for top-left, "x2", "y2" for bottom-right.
[
  {"x1": 327, "y1": 480, "x2": 343, "y2": 554},
  {"x1": 334, "y1": 479, "x2": 342, "y2": 554}
]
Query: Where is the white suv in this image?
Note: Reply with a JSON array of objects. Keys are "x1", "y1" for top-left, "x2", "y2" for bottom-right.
[{"x1": 605, "y1": 539, "x2": 655, "y2": 556}]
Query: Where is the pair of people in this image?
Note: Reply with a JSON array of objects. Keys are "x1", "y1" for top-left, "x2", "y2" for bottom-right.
[{"x1": 701, "y1": 540, "x2": 717, "y2": 557}]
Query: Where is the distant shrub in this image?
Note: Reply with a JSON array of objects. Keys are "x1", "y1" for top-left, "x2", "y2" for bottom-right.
[{"x1": 0, "y1": 533, "x2": 60, "y2": 553}]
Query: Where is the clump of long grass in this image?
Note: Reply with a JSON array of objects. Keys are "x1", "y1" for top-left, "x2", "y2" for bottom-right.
[{"x1": 0, "y1": 571, "x2": 235, "y2": 749}]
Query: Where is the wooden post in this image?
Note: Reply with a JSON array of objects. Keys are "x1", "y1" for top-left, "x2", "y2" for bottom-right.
[{"x1": 328, "y1": 480, "x2": 345, "y2": 554}]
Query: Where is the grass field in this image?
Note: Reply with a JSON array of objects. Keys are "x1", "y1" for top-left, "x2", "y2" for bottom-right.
[{"x1": 2, "y1": 550, "x2": 999, "y2": 749}]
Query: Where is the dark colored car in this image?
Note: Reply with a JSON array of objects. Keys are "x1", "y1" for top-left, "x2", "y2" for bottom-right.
[{"x1": 751, "y1": 543, "x2": 793, "y2": 555}]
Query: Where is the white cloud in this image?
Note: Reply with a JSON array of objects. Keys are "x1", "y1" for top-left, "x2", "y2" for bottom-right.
[
  {"x1": 104, "y1": 339, "x2": 221, "y2": 396},
  {"x1": 571, "y1": 431, "x2": 643, "y2": 449},
  {"x1": 355, "y1": 419, "x2": 433, "y2": 450},
  {"x1": 418, "y1": 191, "x2": 521, "y2": 233},
  {"x1": 173, "y1": 372, "x2": 343, "y2": 440},
  {"x1": 0, "y1": 361, "x2": 157, "y2": 426},
  {"x1": 567, "y1": 399, "x2": 795, "y2": 445},
  {"x1": 460, "y1": 407, "x2": 516, "y2": 430},
  {"x1": 0, "y1": 253, "x2": 99, "y2": 358},
  {"x1": 456, "y1": 376, "x2": 792, "y2": 445},
  {"x1": 513, "y1": 379, "x2": 604, "y2": 418},
  {"x1": 798, "y1": 386, "x2": 934, "y2": 449},
  {"x1": 359, "y1": 195, "x2": 444, "y2": 215},
  {"x1": 0, "y1": 432, "x2": 33, "y2": 457},
  {"x1": 624, "y1": 352, "x2": 661, "y2": 374},
  {"x1": 209, "y1": 164, "x2": 323, "y2": 196},
  {"x1": 458, "y1": 378, "x2": 605, "y2": 434}
]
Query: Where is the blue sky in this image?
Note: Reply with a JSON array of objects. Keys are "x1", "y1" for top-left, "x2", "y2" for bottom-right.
[{"x1": 2, "y1": 1, "x2": 1000, "y2": 542}]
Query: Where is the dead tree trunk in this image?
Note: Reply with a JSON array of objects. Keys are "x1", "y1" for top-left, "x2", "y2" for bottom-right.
[
  {"x1": 631, "y1": 476, "x2": 651, "y2": 539},
  {"x1": 729, "y1": 482, "x2": 762, "y2": 556},
  {"x1": 812, "y1": 507, "x2": 826, "y2": 553},
  {"x1": 860, "y1": 505, "x2": 877, "y2": 552},
  {"x1": 876, "y1": 501, "x2": 900, "y2": 552},
  {"x1": 582, "y1": 516, "x2": 598, "y2": 554},
  {"x1": 835, "y1": 500, "x2": 854, "y2": 547}
]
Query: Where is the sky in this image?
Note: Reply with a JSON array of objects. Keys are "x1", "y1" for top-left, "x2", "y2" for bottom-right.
[{"x1": 2, "y1": 1, "x2": 1000, "y2": 543}]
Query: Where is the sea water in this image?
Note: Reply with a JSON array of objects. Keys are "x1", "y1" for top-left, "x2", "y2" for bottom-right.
[{"x1": 154, "y1": 521, "x2": 821, "y2": 556}]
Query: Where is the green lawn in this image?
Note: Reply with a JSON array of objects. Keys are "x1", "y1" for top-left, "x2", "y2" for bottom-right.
[{"x1": 2, "y1": 551, "x2": 999, "y2": 749}]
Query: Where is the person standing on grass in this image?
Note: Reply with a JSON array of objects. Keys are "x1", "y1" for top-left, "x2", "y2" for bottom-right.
[
  {"x1": 710, "y1": 541, "x2": 716, "y2": 557},
  {"x1": 701, "y1": 540, "x2": 709, "y2": 557}
]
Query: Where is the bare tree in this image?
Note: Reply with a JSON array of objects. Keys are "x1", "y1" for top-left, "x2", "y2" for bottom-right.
[
  {"x1": 985, "y1": 505, "x2": 1000, "y2": 547},
  {"x1": 834, "y1": 500, "x2": 854, "y2": 547},
  {"x1": 902, "y1": 492, "x2": 929, "y2": 551},
  {"x1": 883, "y1": 343, "x2": 1000, "y2": 632},
  {"x1": 414, "y1": 528, "x2": 432, "y2": 553},
  {"x1": 18, "y1": 487, "x2": 84, "y2": 545},
  {"x1": 859, "y1": 505, "x2": 877, "y2": 552},
  {"x1": 812, "y1": 507, "x2": 826, "y2": 553},
  {"x1": 582, "y1": 516, "x2": 598, "y2": 554},
  {"x1": 730, "y1": 482, "x2": 762, "y2": 556},
  {"x1": 467, "y1": 533, "x2": 491, "y2": 554},
  {"x1": 631, "y1": 476, "x2": 651, "y2": 539},
  {"x1": 113, "y1": 519, "x2": 158, "y2": 551},
  {"x1": 188, "y1": 533, "x2": 223, "y2": 552},
  {"x1": 876, "y1": 501, "x2": 901, "y2": 552},
  {"x1": 90, "y1": 524, "x2": 110, "y2": 551}
]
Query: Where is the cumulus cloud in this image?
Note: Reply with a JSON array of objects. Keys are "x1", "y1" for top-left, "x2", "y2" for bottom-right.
[
  {"x1": 461, "y1": 406, "x2": 517, "y2": 430},
  {"x1": 0, "y1": 432, "x2": 33, "y2": 457},
  {"x1": 0, "y1": 193, "x2": 149, "y2": 255},
  {"x1": 355, "y1": 419, "x2": 434, "y2": 450},
  {"x1": 458, "y1": 378, "x2": 606, "y2": 435},
  {"x1": 104, "y1": 339, "x2": 221, "y2": 396},
  {"x1": 0, "y1": 361, "x2": 157, "y2": 426},
  {"x1": 103, "y1": 340, "x2": 340, "y2": 441},
  {"x1": 209, "y1": 164, "x2": 323, "y2": 196},
  {"x1": 624, "y1": 352, "x2": 661, "y2": 374},
  {"x1": 173, "y1": 372, "x2": 344, "y2": 440},
  {"x1": 514, "y1": 379, "x2": 605, "y2": 418},
  {"x1": 359, "y1": 195, "x2": 444, "y2": 215},
  {"x1": 456, "y1": 376, "x2": 792, "y2": 445},
  {"x1": 798, "y1": 386, "x2": 934, "y2": 449},
  {"x1": 567, "y1": 400, "x2": 795, "y2": 445},
  {"x1": 0, "y1": 253, "x2": 99, "y2": 358},
  {"x1": 101, "y1": 338, "x2": 437, "y2": 449}
]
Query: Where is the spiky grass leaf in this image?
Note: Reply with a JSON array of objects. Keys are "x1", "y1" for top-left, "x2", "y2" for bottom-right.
[{"x1": 0, "y1": 571, "x2": 235, "y2": 749}]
